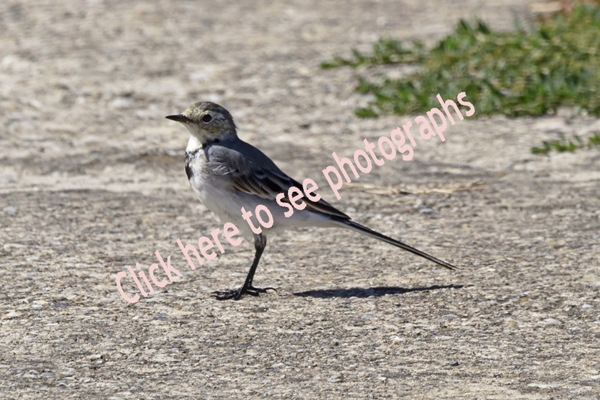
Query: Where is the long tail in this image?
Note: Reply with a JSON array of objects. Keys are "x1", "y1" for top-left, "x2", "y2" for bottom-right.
[{"x1": 338, "y1": 220, "x2": 457, "y2": 270}]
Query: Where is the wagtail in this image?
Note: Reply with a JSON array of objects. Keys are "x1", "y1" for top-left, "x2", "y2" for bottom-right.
[{"x1": 167, "y1": 102, "x2": 456, "y2": 300}]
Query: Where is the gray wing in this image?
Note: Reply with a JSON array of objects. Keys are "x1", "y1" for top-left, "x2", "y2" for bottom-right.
[{"x1": 206, "y1": 141, "x2": 349, "y2": 219}]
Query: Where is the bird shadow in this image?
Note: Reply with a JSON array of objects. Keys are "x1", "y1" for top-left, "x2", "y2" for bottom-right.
[{"x1": 293, "y1": 285, "x2": 463, "y2": 299}]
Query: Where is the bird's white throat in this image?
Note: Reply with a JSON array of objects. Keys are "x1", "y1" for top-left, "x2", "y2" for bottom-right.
[{"x1": 186, "y1": 135, "x2": 203, "y2": 153}]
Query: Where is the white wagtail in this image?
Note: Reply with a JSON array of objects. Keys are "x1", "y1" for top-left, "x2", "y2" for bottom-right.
[{"x1": 167, "y1": 102, "x2": 456, "y2": 300}]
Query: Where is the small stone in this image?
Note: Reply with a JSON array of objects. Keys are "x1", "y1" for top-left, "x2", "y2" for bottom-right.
[
  {"x1": 3, "y1": 311, "x2": 21, "y2": 319},
  {"x1": 543, "y1": 318, "x2": 559, "y2": 324},
  {"x1": 392, "y1": 336, "x2": 404, "y2": 345},
  {"x1": 2, "y1": 206, "x2": 17, "y2": 215}
]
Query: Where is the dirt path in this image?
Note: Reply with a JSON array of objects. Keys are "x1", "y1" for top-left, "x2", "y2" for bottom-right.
[{"x1": 1, "y1": 0, "x2": 599, "y2": 398}]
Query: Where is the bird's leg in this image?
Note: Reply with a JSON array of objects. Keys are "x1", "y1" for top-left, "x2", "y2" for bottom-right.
[{"x1": 215, "y1": 234, "x2": 276, "y2": 300}]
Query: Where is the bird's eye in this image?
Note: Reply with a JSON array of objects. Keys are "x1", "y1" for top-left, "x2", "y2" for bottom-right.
[{"x1": 202, "y1": 114, "x2": 212, "y2": 123}]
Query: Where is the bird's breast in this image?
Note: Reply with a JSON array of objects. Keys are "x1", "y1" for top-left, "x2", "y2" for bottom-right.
[
  {"x1": 184, "y1": 147, "x2": 204, "y2": 178},
  {"x1": 185, "y1": 151, "x2": 238, "y2": 222}
]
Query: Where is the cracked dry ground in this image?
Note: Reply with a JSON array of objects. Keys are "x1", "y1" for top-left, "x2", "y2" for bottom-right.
[{"x1": 1, "y1": 0, "x2": 599, "y2": 398}]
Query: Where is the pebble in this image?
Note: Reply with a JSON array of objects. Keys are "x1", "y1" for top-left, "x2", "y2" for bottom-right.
[{"x1": 2, "y1": 206, "x2": 17, "y2": 215}]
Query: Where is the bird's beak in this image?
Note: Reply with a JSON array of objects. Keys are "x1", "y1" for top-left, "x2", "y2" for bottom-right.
[{"x1": 166, "y1": 114, "x2": 191, "y2": 123}]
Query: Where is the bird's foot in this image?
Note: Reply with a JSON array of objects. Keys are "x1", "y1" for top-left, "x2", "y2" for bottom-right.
[{"x1": 214, "y1": 285, "x2": 277, "y2": 301}]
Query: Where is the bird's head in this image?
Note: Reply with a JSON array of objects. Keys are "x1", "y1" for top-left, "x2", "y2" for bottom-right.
[{"x1": 166, "y1": 102, "x2": 237, "y2": 144}]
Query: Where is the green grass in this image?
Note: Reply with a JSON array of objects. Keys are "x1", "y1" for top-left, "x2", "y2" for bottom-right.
[
  {"x1": 322, "y1": 5, "x2": 600, "y2": 119},
  {"x1": 531, "y1": 132, "x2": 600, "y2": 154}
]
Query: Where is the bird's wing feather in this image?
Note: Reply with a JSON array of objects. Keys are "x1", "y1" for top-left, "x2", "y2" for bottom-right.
[{"x1": 206, "y1": 143, "x2": 349, "y2": 219}]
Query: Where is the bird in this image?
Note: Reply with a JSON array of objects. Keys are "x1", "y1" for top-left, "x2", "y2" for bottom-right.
[{"x1": 166, "y1": 102, "x2": 456, "y2": 300}]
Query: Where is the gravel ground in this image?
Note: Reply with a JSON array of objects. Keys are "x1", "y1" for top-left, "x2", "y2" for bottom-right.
[{"x1": 1, "y1": 0, "x2": 600, "y2": 398}]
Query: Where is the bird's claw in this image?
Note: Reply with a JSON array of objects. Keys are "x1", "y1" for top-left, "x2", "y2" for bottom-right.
[{"x1": 214, "y1": 285, "x2": 277, "y2": 301}]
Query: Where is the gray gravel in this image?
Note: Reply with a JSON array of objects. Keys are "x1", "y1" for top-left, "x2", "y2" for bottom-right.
[{"x1": 1, "y1": 0, "x2": 599, "y2": 398}]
